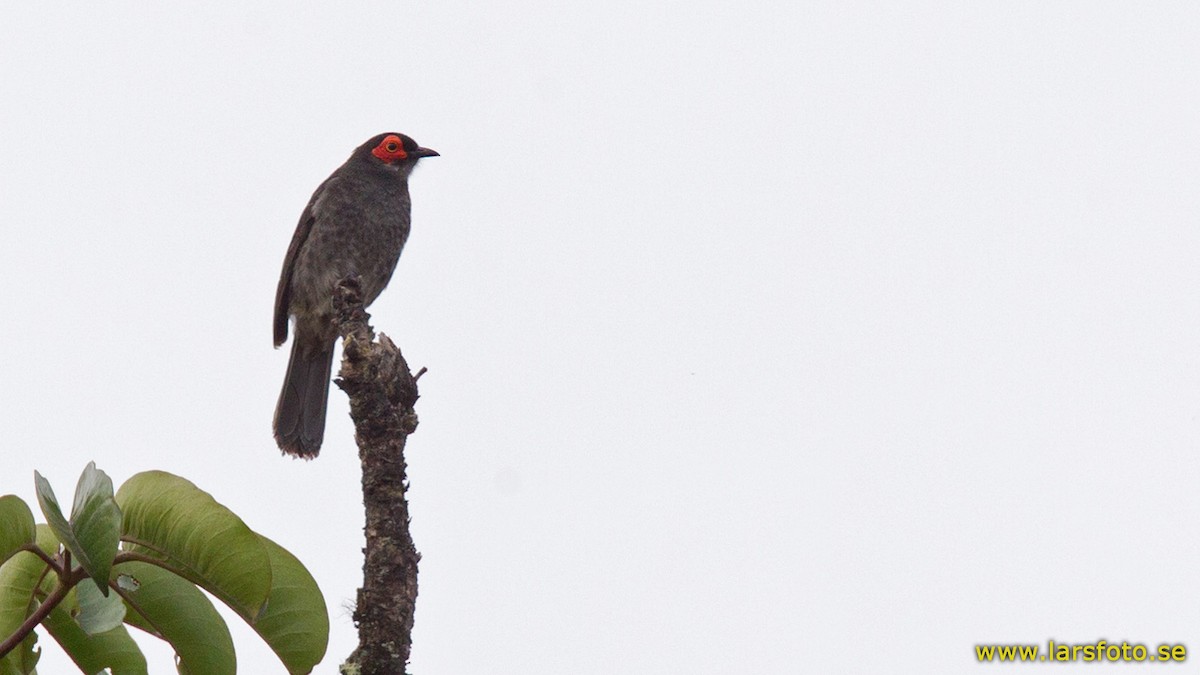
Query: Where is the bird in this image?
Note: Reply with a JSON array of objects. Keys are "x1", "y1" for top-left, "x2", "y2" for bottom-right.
[{"x1": 272, "y1": 132, "x2": 437, "y2": 457}]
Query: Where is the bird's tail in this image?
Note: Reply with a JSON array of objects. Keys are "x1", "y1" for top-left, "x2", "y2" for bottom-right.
[{"x1": 273, "y1": 339, "x2": 334, "y2": 458}]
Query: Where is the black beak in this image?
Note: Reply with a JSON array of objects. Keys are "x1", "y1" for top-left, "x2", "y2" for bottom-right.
[{"x1": 411, "y1": 147, "x2": 439, "y2": 159}]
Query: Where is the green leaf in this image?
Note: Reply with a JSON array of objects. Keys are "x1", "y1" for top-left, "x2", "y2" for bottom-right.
[
  {"x1": 42, "y1": 604, "x2": 147, "y2": 675},
  {"x1": 34, "y1": 464, "x2": 122, "y2": 595},
  {"x1": 75, "y1": 579, "x2": 126, "y2": 635},
  {"x1": 32, "y1": 471, "x2": 71, "y2": 558},
  {"x1": 69, "y1": 462, "x2": 123, "y2": 595},
  {"x1": 115, "y1": 473, "x2": 329, "y2": 673},
  {"x1": 0, "y1": 526, "x2": 57, "y2": 675},
  {"x1": 0, "y1": 627, "x2": 38, "y2": 675},
  {"x1": 0, "y1": 497, "x2": 36, "y2": 567},
  {"x1": 0, "y1": 498, "x2": 41, "y2": 675},
  {"x1": 115, "y1": 471, "x2": 271, "y2": 619},
  {"x1": 115, "y1": 561, "x2": 235, "y2": 675},
  {"x1": 251, "y1": 535, "x2": 329, "y2": 675}
]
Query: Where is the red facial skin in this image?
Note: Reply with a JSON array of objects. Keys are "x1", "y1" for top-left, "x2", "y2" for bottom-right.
[{"x1": 371, "y1": 135, "x2": 408, "y2": 163}]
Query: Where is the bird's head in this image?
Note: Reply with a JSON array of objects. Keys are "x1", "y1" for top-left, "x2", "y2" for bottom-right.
[{"x1": 360, "y1": 132, "x2": 438, "y2": 173}]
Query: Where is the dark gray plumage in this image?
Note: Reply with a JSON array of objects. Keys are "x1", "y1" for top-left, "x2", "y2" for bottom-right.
[{"x1": 273, "y1": 132, "x2": 437, "y2": 457}]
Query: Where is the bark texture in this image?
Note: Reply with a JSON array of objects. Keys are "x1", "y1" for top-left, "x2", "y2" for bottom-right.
[{"x1": 333, "y1": 275, "x2": 422, "y2": 675}]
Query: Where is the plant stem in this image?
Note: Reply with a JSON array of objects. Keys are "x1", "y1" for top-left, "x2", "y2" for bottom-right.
[
  {"x1": 0, "y1": 566, "x2": 81, "y2": 659},
  {"x1": 332, "y1": 276, "x2": 422, "y2": 675}
]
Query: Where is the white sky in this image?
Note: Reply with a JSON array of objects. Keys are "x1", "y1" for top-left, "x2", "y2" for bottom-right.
[{"x1": 2, "y1": 3, "x2": 1199, "y2": 674}]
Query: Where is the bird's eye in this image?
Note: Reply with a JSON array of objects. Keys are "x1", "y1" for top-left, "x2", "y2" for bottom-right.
[{"x1": 371, "y1": 135, "x2": 408, "y2": 162}]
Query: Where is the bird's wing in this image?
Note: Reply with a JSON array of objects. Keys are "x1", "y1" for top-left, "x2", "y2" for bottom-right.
[{"x1": 273, "y1": 177, "x2": 338, "y2": 346}]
